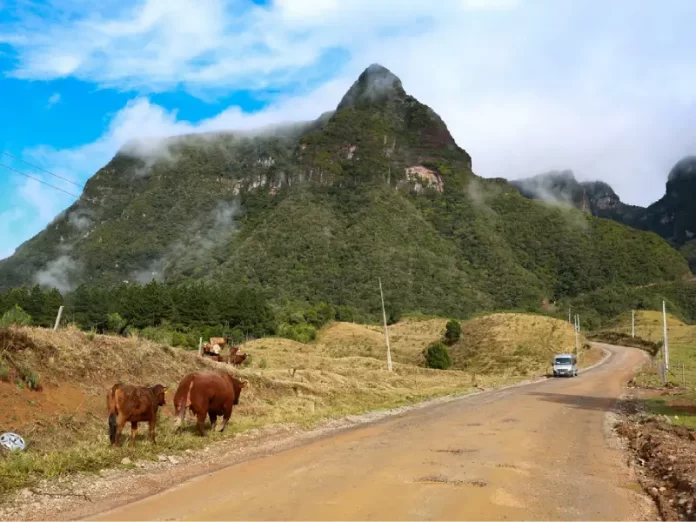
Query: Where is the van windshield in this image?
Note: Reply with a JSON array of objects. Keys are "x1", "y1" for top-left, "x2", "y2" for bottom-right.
[{"x1": 554, "y1": 357, "x2": 572, "y2": 365}]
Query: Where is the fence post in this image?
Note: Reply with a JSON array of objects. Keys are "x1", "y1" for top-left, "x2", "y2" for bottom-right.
[
  {"x1": 53, "y1": 306, "x2": 64, "y2": 331},
  {"x1": 198, "y1": 337, "x2": 203, "y2": 356}
]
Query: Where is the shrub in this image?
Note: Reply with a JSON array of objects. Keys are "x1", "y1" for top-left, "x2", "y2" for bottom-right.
[
  {"x1": 259, "y1": 357, "x2": 268, "y2": 369},
  {"x1": 0, "y1": 361, "x2": 9, "y2": 382},
  {"x1": 17, "y1": 363, "x2": 41, "y2": 390},
  {"x1": 0, "y1": 306, "x2": 32, "y2": 328},
  {"x1": 106, "y1": 313, "x2": 128, "y2": 335},
  {"x1": 278, "y1": 323, "x2": 317, "y2": 343},
  {"x1": 444, "y1": 320, "x2": 462, "y2": 345},
  {"x1": 424, "y1": 342, "x2": 452, "y2": 370}
]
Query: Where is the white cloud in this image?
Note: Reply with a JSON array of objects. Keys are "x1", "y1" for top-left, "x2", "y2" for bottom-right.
[
  {"x1": 0, "y1": 0, "x2": 518, "y2": 92},
  {"x1": 47, "y1": 92, "x2": 61, "y2": 108}
]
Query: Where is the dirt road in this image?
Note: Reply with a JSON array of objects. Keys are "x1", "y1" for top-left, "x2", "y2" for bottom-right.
[{"x1": 91, "y1": 344, "x2": 654, "y2": 521}]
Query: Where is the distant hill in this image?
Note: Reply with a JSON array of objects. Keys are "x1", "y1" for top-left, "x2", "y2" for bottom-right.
[
  {"x1": 0, "y1": 64, "x2": 689, "y2": 319},
  {"x1": 511, "y1": 159, "x2": 696, "y2": 272}
]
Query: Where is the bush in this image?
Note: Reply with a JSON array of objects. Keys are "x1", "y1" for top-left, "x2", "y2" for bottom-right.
[
  {"x1": 444, "y1": 320, "x2": 461, "y2": 345},
  {"x1": 17, "y1": 363, "x2": 41, "y2": 390},
  {"x1": 0, "y1": 361, "x2": 9, "y2": 382},
  {"x1": 106, "y1": 313, "x2": 128, "y2": 335},
  {"x1": 0, "y1": 306, "x2": 32, "y2": 328},
  {"x1": 424, "y1": 342, "x2": 452, "y2": 370},
  {"x1": 278, "y1": 323, "x2": 317, "y2": 343}
]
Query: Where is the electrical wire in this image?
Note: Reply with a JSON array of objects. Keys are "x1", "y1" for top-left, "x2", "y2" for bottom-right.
[
  {"x1": 0, "y1": 162, "x2": 82, "y2": 199},
  {"x1": 1, "y1": 151, "x2": 84, "y2": 189}
]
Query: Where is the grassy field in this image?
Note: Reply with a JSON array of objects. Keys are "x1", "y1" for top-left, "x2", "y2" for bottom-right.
[
  {"x1": 0, "y1": 313, "x2": 592, "y2": 500},
  {"x1": 601, "y1": 311, "x2": 696, "y2": 388},
  {"x1": 641, "y1": 391, "x2": 696, "y2": 430},
  {"x1": 598, "y1": 310, "x2": 696, "y2": 429}
]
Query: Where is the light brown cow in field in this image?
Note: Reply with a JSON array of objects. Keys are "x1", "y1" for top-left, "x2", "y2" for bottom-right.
[{"x1": 107, "y1": 383, "x2": 167, "y2": 446}]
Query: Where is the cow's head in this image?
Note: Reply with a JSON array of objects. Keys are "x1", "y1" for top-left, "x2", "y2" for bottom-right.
[
  {"x1": 151, "y1": 384, "x2": 168, "y2": 406},
  {"x1": 232, "y1": 379, "x2": 248, "y2": 405}
]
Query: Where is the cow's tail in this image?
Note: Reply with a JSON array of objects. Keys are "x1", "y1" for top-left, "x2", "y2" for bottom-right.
[
  {"x1": 107, "y1": 385, "x2": 120, "y2": 444},
  {"x1": 175, "y1": 379, "x2": 194, "y2": 429}
]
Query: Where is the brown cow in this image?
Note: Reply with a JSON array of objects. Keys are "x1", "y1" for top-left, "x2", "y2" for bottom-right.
[
  {"x1": 202, "y1": 346, "x2": 240, "y2": 364},
  {"x1": 230, "y1": 353, "x2": 248, "y2": 366},
  {"x1": 107, "y1": 383, "x2": 167, "y2": 446},
  {"x1": 173, "y1": 372, "x2": 247, "y2": 436}
]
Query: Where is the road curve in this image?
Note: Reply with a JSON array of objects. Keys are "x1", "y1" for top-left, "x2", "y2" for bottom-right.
[{"x1": 91, "y1": 344, "x2": 654, "y2": 521}]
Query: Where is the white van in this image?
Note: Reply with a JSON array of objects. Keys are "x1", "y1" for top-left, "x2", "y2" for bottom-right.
[{"x1": 553, "y1": 353, "x2": 578, "y2": 377}]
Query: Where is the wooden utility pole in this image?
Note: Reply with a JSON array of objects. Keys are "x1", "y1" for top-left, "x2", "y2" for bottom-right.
[
  {"x1": 198, "y1": 337, "x2": 203, "y2": 357},
  {"x1": 663, "y1": 301, "x2": 669, "y2": 371},
  {"x1": 632, "y1": 310, "x2": 635, "y2": 338},
  {"x1": 53, "y1": 306, "x2": 64, "y2": 331},
  {"x1": 568, "y1": 307, "x2": 571, "y2": 324},
  {"x1": 574, "y1": 315, "x2": 579, "y2": 355},
  {"x1": 379, "y1": 278, "x2": 393, "y2": 372}
]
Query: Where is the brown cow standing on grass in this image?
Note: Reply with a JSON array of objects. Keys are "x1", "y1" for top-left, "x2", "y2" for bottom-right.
[
  {"x1": 107, "y1": 383, "x2": 167, "y2": 446},
  {"x1": 230, "y1": 353, "x2": 248, "y2": 366},
  {"x1": 173, "y1": 372, "x2": 247, "y2": 436},
  {"x1": 202, "y1": 345, "x2": 241, "y2": 363}
]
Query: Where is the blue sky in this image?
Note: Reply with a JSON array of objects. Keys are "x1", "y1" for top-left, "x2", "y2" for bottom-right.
[{"x1": 1, "y1": 0, "x2": 696, "y2": 260}]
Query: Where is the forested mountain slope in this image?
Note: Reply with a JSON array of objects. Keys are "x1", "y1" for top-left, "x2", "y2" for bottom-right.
[
  {"x1": 0, "y1": 64, "x2": 689, "y2": 318},
  {"x1": 511, "y1": 160, "x2": 696, "y2": 273}
]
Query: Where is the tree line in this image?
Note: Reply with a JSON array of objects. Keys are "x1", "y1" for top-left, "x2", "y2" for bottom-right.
[{"x1": 0, "y1": 282, "x2": 364, "y2": 348}]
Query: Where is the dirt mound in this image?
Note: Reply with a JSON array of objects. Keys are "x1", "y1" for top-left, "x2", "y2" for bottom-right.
[
  {"x1": 589, "y1": 332, "x2": 662, "y2": 356},
  {"x1": 616, "y1": 415, "x2": 696, "y2": 520}
]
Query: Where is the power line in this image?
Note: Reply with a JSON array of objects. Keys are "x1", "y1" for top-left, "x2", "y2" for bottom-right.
[
  {"x1": 1, "y1": 151, "x2": 84, "y2": 189},
  {"x1": 0, "y1": 162, "x2": 82, "y2": 199}
]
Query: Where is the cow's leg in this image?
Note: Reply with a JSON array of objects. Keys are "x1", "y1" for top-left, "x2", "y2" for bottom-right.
[
  {"x1": 219, "y1": 407, "x2": 232, "y2": 432},
  {"x1": 114, "y1": 414, "x2": 127, "y2": 447},
  {"x1": 196, "y1": 410, "x2": 207, "y2": 436},
  {"x1": 129, "y1": 421, "x2": 138, "y2": 447},
  {"x1": 209, "y1": 412, "x2": 218, "y2": 432},
  {"x1": 148, "y1": 418, "x2": 157, "y2": 444}
]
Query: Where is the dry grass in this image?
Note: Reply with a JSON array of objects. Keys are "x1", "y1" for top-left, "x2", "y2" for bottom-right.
[
  {"x1": 603, "y1": 311, "x2": 696, "y2": 344},
  {"x1": 0, "y1": 313, "x2": 597, "y2": 500},
  {"x1": 450, "y1": 313, "x2": 600, "y2": 376}
]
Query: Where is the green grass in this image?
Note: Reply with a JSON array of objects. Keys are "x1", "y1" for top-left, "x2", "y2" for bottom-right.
[
  {"x1": 642, "y1": 391, "x2": 696, "y2": 429},
  {"x1": 634, "y1": 342, "x2": 696, "y2": 388}
]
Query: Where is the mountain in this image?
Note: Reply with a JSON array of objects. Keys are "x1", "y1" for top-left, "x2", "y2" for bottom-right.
[
  {"x1": 0, "y1": 64, "x2": 689, "y2": 319},
  {"x1": 509, "y1": 170, "x2": 645, "y2": 221},
  {"x1": 511, "y1": 159, "x2": 696, "y2": 272}
]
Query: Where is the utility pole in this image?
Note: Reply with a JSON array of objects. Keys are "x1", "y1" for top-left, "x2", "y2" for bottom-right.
[
  {"x1": 53, "y1": 306, "x2": 64, "y2": 331},
  {"x1": 198, "y1": 337, "x2": 203, "y2": 357},
  {"x1": 574, "y1": 314, "x2": 579, "y2": 355},
  {"x1": 663, "y1": 301, "x2": 669, "y2": 371},
  {"x1": 632, "y1": 310, "x2": 635, "y2": 338},
  {"x1": 379, "y1": 278, "x2": 393, "y2": 372},
  {"x1": 568, "y1": 307, "x2": 571, "y2": 324}
]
